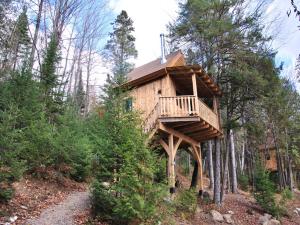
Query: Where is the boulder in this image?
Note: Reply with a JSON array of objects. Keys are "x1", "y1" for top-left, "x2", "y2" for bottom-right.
[
  {"x1": 258, "y1": 213, "x2": 272, "y2": 224},
  {"x1": 210, "y1": 210, "x2": 224, "y2": 222},
  {"x1": 8, "y1": 216, "x2": 18, "y2": 223},
  {"x1": 196, "y1": 206, "x2": 202, "y2": 214},
  {"x1": 223, "y1": 214, "x2": 234, "y2": 224},
  {"x1": 227, "y1": 210, "x2": 234, "y2": 215}
]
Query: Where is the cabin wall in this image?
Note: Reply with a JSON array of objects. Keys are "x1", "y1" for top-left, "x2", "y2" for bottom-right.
[{"x1": 130, "y1": 75, "x2": 176, "y2": 119}]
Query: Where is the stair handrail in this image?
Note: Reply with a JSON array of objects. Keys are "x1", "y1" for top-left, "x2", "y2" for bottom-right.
[{"x1": 143, "y1": 102, "x2": 160, "y2": 133}]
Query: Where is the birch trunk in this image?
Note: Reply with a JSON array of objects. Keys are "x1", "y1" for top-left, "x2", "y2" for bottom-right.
[
  {"x1": 29, "y1": 0, "x2": 44, "y2": 70},
  {"x1": 208, "y1": 140, "x2": 214, "y2": 191},
  {"x1": 221, "y1": 136, "x2": 229, "y2": 202},
  {"x1": 230, "y1": 129, "x2": 238, "y2": 193},
  {"x1": 214, "y1": 138, "x2": 221, "y2": 205}
]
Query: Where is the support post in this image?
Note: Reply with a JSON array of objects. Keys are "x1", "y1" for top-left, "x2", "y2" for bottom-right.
[
  {"x1": 192, "y1": 145, "x2": 203, "y2": 196},
  {"x1": 168, "y1": 134, "x2": 175, "y2": 193},
  {"x1": 192, "y1": 73, "x2": 199, "y2": 113},
  {"x1": 192, "y1": 73, "x2": 198, "y2": 97}
]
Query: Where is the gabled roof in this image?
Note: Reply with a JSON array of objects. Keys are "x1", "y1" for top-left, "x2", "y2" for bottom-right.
[
  {"x1": 127, "y1": 50, "x2": 185, "y2": 83},
  {"x1": 125, "y1": 50, "x2": 221, "y2": 96}
]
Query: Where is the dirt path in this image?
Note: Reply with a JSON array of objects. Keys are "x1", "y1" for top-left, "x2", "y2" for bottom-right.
[{"x1": 25, "y1": 191, "x2": 90, "y2": 225}]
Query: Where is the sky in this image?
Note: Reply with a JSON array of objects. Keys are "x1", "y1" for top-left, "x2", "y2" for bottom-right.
[{"x1": 108, "y1": 0, "x2": 300, "y2": 91}]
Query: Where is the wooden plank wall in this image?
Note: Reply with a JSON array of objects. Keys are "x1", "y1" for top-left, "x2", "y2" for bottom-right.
[{"x1": 130, "y1": 75, "x2": 177, "y2": 119}]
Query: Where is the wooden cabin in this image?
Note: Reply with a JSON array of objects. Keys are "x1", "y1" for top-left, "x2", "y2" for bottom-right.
[
  {"x1": 258, "y1": 136, "x2": 278, "y2": 172},
  {"x1": 126, "y1": 51, "x2": 222, "y2": 194}
]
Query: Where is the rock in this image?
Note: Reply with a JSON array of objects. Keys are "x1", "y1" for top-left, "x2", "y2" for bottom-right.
[
  {"x1": 196, "y1": 206, "x2": 202, "y2": 214},
  {"x1": 20, "y1": 205, "x2": 28, "y2": 210},
  {"x1": 258, "y1": 213, "x2": 271, "y2": 224},
  {"x1": 227, "y1": 210, "x2": 234, "y2": 215},
  {"x1": 210, "y1": 210, "x2": 224, "y2": 222},
  {"x1": 263, "y1": 219, "x2": 281, "y2": 225},
  {"x1": 223, "y1": 214, "x2": 234, "y2": 224},
  {"x1": 264, "y1": 213, "x2": 272, "y2": 220},
  {"x1": 101, "y1": 182, "x2": 110, "y2": 188},
  {"x1": 8, "y1": 216, "x2": 18, "y2": 223},
  {"x1": 246, "y1": 208, "x2": 254, "y2": 215}
]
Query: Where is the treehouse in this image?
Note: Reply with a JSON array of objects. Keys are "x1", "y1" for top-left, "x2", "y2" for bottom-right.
[
  {"x1": 258, "y1": 136, "x2": 278, "y2": 172},
  {"x1": 125, "y1": 50, "x2": 222, "y2": 194}
]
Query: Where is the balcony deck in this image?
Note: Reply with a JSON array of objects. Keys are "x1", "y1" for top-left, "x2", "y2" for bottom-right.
[{"x1": 144, "y1": 96, "x2": 222, "y2": 142}]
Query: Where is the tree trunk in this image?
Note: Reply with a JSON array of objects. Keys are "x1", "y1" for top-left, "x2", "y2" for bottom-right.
[
  {"x1": 221, "y1": 136, "x2": 229, "y2": 202},
  {"x1": 29, "y1": 0, "x2": 44, "y2": 70},
  {"x1": 208, "y1": 140, "x2": 214, "y2": 191},
  {"x1": 229, "y1": 129, "x2": 238, "y2": 193},
  {"x1": 271, "y1": 123, "x2": 286, "y2": 190},
  {"x1": 214, "y1": 138, "x2": 221, "y2": 205},
  {"x1": 241, "y1": 141, "x2": 245, "y2": 173}
]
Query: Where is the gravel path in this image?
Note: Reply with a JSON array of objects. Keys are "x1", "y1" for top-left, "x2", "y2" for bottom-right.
[{"x1": 25, "y1": 191, "x2": 90, "y2": 225}]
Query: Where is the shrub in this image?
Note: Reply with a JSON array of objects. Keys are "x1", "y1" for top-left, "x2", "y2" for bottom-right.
[
  {"x1": 175, "y1": 189, "x2": 197, "y2": 215},
  {"x1": 253, "y1": 164, "x2": 286, "y2": 218},
  {"x1": 0, "y1": 187, "x2": 14, "y2": 203},
  {"x1": 238, "y1": 174, "x2": 249, "y2": 191},
  {"x1": 91, "y1": 181, "x2": 116, "y2": 221}
]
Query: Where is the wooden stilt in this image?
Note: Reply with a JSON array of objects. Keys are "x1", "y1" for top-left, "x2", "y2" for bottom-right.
[
  {"x1": 159, "y1": 134, "x2": 183, "y2": 194},
  {"x1": 191, "y1": 144, "x2": 203, "y2": 195},
  {"x1": 168, "y1": 134, "x2": 175, "y2": 193}
]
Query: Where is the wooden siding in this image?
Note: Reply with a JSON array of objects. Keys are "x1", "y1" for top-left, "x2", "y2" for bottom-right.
[
  {"x1": 259, "y1": 148, "x2": 277, "y2": 171},
  {"x1": 131, "y1": 75, "x2": 176, "y2": 120}
]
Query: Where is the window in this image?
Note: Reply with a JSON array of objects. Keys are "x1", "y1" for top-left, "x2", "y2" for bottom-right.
[{"x1": 125, "y1": 97, "x2": 133, "y2": 111}]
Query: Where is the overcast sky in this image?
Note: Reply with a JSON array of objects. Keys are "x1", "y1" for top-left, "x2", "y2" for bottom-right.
[{"x1": 108, "y1": 0, "x2": 300, "y2": 90}]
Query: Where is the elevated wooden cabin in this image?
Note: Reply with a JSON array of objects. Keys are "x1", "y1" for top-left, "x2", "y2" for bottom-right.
[
  {"x1": 126, "y1": 51, "x2": 222, "y2": 194},
  {"x1": 258, "y1": 136, "x2": 278, "y2": 172}
]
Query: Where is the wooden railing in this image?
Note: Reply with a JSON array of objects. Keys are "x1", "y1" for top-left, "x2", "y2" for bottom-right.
[
  {"x1": 160, "y1": 96, "x2": 198, "y2": 117},
  {"x1": 142, "y1": 96, "x2": 220, "y2": 132},
  {"x1": 143, "y1": 102, "x2": 160, "y2": 133},
  {"x1": 197, "y1": 98, "x2": 219, "y2": 129},
  {"x1": 159, "y1": 96, "x2": 219, "y2": 130}
]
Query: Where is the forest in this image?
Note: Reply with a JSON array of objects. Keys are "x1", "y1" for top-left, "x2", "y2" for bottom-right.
[{"x1": 0, "y1": 0, "x2": 300, "y2": 225}]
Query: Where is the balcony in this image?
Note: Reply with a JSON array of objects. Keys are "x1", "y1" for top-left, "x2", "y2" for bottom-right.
[
  {"x1": 159, "y1": 96, "x2": 219, "y2": 130},
  {"x1": 144, "y1": 96, "x2": 221, "y2": 141}
]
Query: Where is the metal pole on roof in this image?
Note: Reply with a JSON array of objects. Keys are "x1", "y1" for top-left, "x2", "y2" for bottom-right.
[{"x1": 160, "y1": 34, "x2": 167, "y2": 64}]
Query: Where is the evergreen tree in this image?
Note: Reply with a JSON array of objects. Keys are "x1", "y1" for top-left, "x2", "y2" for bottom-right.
[
  {"x1": 40, "y1": 34, "x2": 61, "y2": 119},
  {"x1": 74, "y1": 69, "x2": 85, "y2": 113},
  {"x1": 11, "y1": 7, "x2": 31, "y2": 71},
  {"x1": 90, "y1": 74, "x2": 166, "y2": 224},
  {"x1": 103, "y1": 10, "x2": 138, "y2": 83}
]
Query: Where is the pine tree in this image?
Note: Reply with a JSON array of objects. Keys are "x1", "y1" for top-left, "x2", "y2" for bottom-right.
[
  {"x1": 103, "y1": 10, "x2": 138, "y2": 83},
  {"x1": 40, "y1": 34, "x2": 61, "y2": 119},
  {"x1": 11, "y1": 7, "x2": 31, "y2": 71},
  {"x1": 90, "y1": 72, "x2": 165, "y2": 223},
  {"x1": 74, "y1": 69, "x2": 85, "y2": 113}
]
